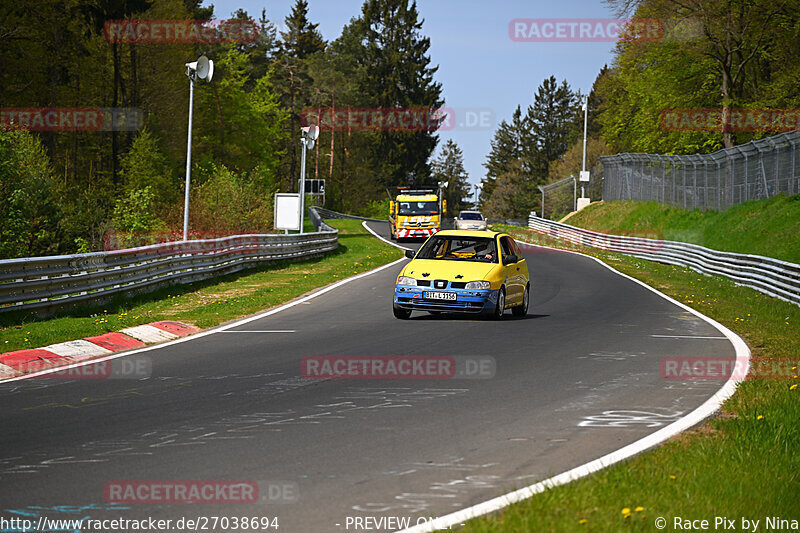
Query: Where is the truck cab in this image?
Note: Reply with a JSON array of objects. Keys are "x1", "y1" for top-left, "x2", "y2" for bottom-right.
[{"x1": 388, "y1": 188, "x2": 446, "y2": 241}]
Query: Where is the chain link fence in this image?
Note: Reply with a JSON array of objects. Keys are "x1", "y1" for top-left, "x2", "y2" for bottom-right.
[
  {"x1": 600, "y1": 131, "x2": 800, "y2": 210},
  {"x1": 538, "y1": 175, "x2": 575, "y2": 220}
]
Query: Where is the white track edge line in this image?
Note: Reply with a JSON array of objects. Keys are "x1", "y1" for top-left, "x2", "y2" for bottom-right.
[
  {"x1": 397, "y1": 239, "x2": 751, "y2": 533},
  {"x1": 362, "y1": 220, "x2": 414, "y2": 251},
  {"x1": 1, "y1": 258, "x2": 406, "y2": 383}
]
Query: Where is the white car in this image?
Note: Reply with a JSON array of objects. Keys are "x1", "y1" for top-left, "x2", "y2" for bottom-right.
[{"x1": 454, "y1": 211, "x2": 487, "y2": 231}]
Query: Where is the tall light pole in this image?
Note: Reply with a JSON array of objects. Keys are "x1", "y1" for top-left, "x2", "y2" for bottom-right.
[
  {"x1": 298, "y1": 125, "x2": 318, "y2": 234},
  {"x1": 183, "y1": 55, "x2": 214, "y2": 241},
  {"x1": 580, "y1": 94, "x2": 589, "y2": 199},
  {"x1": 474, "y1": 182, "x2": 482, "y2": 207}
]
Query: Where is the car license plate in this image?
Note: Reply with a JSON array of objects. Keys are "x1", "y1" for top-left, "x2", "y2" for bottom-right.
[{"x1": 425, "y1": 292, "x2": 456, "y2": 301}]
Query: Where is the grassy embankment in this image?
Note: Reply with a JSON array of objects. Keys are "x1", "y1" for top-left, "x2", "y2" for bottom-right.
[
  {"x1": 0, "y1": 219, "x2": 402, "y2": 353},
  {"x1": 568, "y1": 195, "x2": 800, "y2": 263},
  {"x1": 463, "y1": 197, "x2": 800, "y2": 531}
]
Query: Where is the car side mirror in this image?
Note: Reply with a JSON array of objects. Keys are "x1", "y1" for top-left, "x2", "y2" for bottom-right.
[
  {"x1": 405, "y1": 249, "x2": 415, "y2": 259},
  {"x1": 503, "y1": 254, "x2": 518, "y2": 265}
]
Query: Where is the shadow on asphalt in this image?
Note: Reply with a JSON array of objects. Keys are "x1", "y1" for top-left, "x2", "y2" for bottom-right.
[{"x1": 407, "y1": 313, "x2": 549, "y2": 322}]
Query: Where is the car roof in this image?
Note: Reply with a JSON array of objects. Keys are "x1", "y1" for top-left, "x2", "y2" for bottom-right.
[
  {"x1": 435, "y1": 229, "x2": 501, "y2": 238},
  {"x1": 460, "y1": 210, "x2": 483, "y2": 214}
]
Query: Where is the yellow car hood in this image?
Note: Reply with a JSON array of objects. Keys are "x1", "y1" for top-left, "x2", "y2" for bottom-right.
[{"x1": 403, "y1": 259, "x2": 498, "y2": 281}]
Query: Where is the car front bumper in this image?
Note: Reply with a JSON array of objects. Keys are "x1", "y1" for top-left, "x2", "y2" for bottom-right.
[
  {"x1": 393, "y1": 285, "x2": 498, "y2": 314},
  {"x1": 397, "y1": 227, "x2": 438, "y2": 239}
]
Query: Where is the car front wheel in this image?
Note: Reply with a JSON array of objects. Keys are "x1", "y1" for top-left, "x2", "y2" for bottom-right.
[
  {"x1": 492, "y1": 287, "x2": 505, "y2": 320},
  {"x1": 393, "y1": 304, "x2": 412, "y2": 319},
  {"x1": 512, "y1": 284, "x2": 529, "y2": 317}
]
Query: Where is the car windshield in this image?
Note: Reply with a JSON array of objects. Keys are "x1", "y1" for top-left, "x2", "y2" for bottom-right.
[
  {"x1": 416, "y1": 236, "x2": 497, "y2": 263},
  {"x1": 460, "y1": 212, "x2": 483, "y2": 220},
  {"x1": 398, "y1": 201, "x2": 438, "y2": 215}
]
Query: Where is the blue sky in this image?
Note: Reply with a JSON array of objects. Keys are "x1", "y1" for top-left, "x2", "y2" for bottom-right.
[{"x1": 205, "y1": 0, "x2": 620, "y2": 191}]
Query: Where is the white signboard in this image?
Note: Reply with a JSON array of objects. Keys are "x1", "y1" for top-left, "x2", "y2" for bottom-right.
[
  {"x1": 579, "y1": 170, "x2": 591, "y2": 182},
  {"x1": 274, "y1": 193, "x2": 301, "y2": 231}
]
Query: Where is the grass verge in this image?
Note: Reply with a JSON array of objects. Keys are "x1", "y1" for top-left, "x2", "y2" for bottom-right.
[
  {"x1": 567, "y1": 195, "x2": 800, "y2": 263},
  {"x1": 456, "y1": 224, "x2": 800, "y2": 532},
  {"x1": 0, "y1": 219, "x2": 402, "y2": 353}
]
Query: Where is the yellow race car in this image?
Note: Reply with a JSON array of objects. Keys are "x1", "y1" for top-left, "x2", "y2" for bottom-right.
[{"x1": 393, "y1": 230, "x2": 530, "y2": 319}]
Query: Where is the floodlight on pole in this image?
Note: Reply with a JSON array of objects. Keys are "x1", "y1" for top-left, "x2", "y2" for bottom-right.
[
  {"x1": 298, "y1": 125, "x2": 318, "y2": 234},
  {"x1": 182, "y1": 55, "x2": 214, "y2": 241}
]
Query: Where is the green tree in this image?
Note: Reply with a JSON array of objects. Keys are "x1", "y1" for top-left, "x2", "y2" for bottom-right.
[
  {"x1": 112, "y1": 186, "x2": 167, "y2": 234},
  {"x1": 304, "y1": 47, "x2": 364, "y2": 210},
  {"x1": 191, "y1": 164, "x2": 276, "y2": 234},
  {"x1": 482, "y1": 159, "x2": 535, "y2": 219},
  {"x1": 194, "y1": 45, "x2": 287, "y2": 175},
  {"x1": 432, "y1": 140, "x2": 471, "y2": 216},
  {"x1": 344, "y1": 0, "x2": 444, "y2": 187},
  {"x1": 79, "y1": 0, "x2": 155, "y2": 185},
  {"x1": 119, "y1": 129, "x2": 175, "y2": 208},
  {"x1": 280, "y1": 0, "x2": 325, "y2": 60},
  {"x1": 480, "y1": 106, "x2": 531, "y2": 206},
  {"x1": 599, "y1": 0, "x2": 800, "y2": 153},
  {"x1": 0, "y1": 129, "x2": 60, "y2": 258},
  {"x1": 272, "y1": 0, "x2": 327, "y2": 190},
  {"x1": 526, "y1": 75, "x2": 581, "y2": 177}
]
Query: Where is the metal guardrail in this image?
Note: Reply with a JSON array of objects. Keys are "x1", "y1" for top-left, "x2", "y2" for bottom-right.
[
  {"x1": 308, "y1": 206, "x2": 336, "y2": 232},
  {"x1": 487, "y1": 218, "x2": 527, "y2": 227},
  {"x1": 0, "y1": 231, "x2": 338, "y2": 314},
  {"x1": 311, "y1": 207, "x2": 386, "y2": 224},
  {"x1": 527, "y1": 213, "x2": 800, "y2": 307}
]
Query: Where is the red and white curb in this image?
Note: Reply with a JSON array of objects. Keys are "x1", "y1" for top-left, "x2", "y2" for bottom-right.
[{"x1": 0, "y1": 321, "x2": 199, "y2": 379}]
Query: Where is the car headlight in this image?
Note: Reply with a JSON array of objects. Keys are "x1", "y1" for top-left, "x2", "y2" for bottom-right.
[
  {"x1": 397, "y1": 276, "x2": 417, "y2": 286},
  {"x1": 465, "y1": 280, "x2": 490, "y2": 290}
]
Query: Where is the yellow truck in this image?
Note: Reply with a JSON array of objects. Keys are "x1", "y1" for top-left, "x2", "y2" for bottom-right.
[{"x1": 387, "y1": 187, "x2": 446, "y2": 241}]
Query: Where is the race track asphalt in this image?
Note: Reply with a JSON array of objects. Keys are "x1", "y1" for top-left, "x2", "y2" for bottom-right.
[{"x1": 0, "y1": 221, "x2": 735, "y2": 531}]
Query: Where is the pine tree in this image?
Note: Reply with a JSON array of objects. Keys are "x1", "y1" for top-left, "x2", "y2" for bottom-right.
[
  {"x1": 226, "y1": 9, "x2": 279, "y2": 89},
  {"x1": 79, "y1": 0, "x2": 155, "y2": 185},
  {"x1": 526, "y1": 76, "x2": 580, "y2": 178},
  {"x1": 183, "y1": 0, "x2": 213, "y2": 19},
  {"x1": 272, "y1": 0, "x2": 327, "y2": 191},
  {"x1": 346, "y1": 0, "x2": 444, "y2": 187},
  {"x1": 480, "y1": 106, "x2": 531, "y2": 205},
  {"x1": 587, "y1": 65, "x2": 609, "y2": 139},
  {"x1": 431, "y1": 140, "x2": 471, "y2": 216},
  {"x1": 280, "y1": 0, "x2": 325, "y2": 60}
]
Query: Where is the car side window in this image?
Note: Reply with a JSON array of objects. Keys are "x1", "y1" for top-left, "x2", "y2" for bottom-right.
[
  {"x1": 509, "y1": 238, "x2": 522, "y2": 256},
  {"x1": 499, "y1": 237, "x2": 514, "y2": 259}
]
